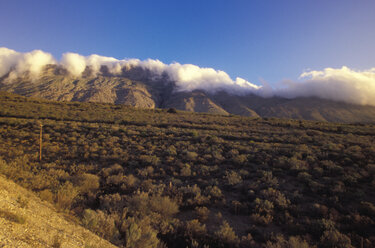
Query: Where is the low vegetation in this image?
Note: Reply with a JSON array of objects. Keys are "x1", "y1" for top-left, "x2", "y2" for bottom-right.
[
  {"x1": 0, "y1": 209, "x2": 26, "y2": 224},
  {"x1": 0, "y1": 91, "x2": 374, "y2": 247}
]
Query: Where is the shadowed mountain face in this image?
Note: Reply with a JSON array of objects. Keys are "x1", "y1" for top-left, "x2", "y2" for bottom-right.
[{"x1": 1, "y1": 64, "x2": 375, "y2": 123}]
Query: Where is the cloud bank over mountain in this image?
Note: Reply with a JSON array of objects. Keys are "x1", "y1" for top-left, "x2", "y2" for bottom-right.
[
  {"x1": 0, "y1": 47, "x2": 56, "y2": 80},
  {"x1": 276, "y1": 67, "x2": 375, "y2": 106},
  {"x1": 59, "y1": 52, "x2": 262, "y2": 95},
  {"x1": 1, "y1": 47, "x2": 375, "y2": 106}
]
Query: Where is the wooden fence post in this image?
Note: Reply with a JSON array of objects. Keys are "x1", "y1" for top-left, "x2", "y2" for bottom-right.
[{"x1": 39, "y1": 123, "x2": 43, "y2": 161}]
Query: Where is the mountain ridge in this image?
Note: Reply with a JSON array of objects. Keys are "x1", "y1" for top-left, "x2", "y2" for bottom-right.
[{"x1": 1, "y1": 64, "x2": 375, "y2": 123}]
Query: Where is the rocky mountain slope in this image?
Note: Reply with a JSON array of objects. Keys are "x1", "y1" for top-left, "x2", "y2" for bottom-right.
[
  {"x1": 0, "y1": 174, "x2": 116, "y2": 248},
  {"x1": 1, "y1": 64, "x2": 375, "y2": 123}
]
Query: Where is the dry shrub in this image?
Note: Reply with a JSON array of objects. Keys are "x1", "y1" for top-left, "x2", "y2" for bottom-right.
[
  {"x1": 56, "y1": 182, "x2": 78, "y2": 211},
  {"x1": 74, "y1": 173, "x2": 100, "y2": 194},
  {"x1": 195, "y1": 206, "x2": 209, "y2": 222},
  {"x1": 82, "y1": 209, "x2": 118, "y2": 241},
  {"x1": 214, "y1": 221, "x2": 239, "y2": 247},
  {"x1": 39, "y1": 189, "x2": 54, "y2": 203},
  {"x1": 122, "y1": 216, "x2": 159, "y2": 248},
  {"x1": 185, "y1": 219, "x2": 207, "y2": 239}
]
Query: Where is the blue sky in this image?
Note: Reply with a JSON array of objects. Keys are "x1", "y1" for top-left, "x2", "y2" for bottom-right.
[{"x1": 1, "y1": 0, "x2": 375, "y2": 85}]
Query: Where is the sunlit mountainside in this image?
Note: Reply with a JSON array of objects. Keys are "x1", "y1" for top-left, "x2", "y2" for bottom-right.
[{"x1": 2, "y1": 63, "x2": 375, "y2": 123}]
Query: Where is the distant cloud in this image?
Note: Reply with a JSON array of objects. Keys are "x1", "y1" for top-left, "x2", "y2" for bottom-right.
[
  {"x1": 127, "y1": 60, "x2": 261, "y2": 94},
  {"x1": 165, "y1": 63, "x2": 261, "y2": 94},
  {"x1": 60, "y1": 53, "x2": 86, "y2": 76},
  {"x1": 1, "y1": 47, "x2": 375, "y2": 106},
  {"x1": 274, "y1": 66, "x2": 375, "y2": 106},
  {"x1": 59, "y1": 51, "x2": 261, "y2": 95},
  {"x1": 0, "y1": 47, "x2": 55, "y2": 80},
  {"x1": 61, "y1": 52, "x2": 122, "y2": 76}
]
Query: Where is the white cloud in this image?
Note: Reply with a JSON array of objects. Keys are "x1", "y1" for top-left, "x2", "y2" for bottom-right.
[
  {"x1": 19, "y1": 50, "x2": 55, "y2": 78},
  {"x1": 60, "y1": 53, "x2": 87, "y2": 76},
  {"x1": 273, "y1": 66, "x2": 375, "y2": 105},
  {"x1": 1, "y1": 47, "x2": 375, "y2": 106},
  {"x1": 170, "y1": 65, "x2": 261, "y2": 94},
  {"x1": 0, "y1": 47, "x2": 55, "y2": 79},
  {"x1": 114, "y1": 60, "x2": 261, "y2": 94},
  {"x1": 0, "y1": 47, "x2": 20, "y2": 77},
  {"x1": 0, "y1": 47, "x2": 261, "y2": 94}
]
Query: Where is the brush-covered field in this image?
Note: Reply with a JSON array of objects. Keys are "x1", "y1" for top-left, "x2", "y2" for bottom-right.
[{"x1": 0, "y1": 91, "x2": 374, "y2": 248}]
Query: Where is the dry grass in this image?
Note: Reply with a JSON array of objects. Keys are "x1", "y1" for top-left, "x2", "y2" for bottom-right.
[{"x1": 0, "y1": 209, "x2": 26, "y2": 224}]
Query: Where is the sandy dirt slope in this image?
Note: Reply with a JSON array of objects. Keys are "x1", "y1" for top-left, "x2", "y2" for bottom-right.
[{"x1": 0, "y1": 175, "x2": 117, "y2": 248}]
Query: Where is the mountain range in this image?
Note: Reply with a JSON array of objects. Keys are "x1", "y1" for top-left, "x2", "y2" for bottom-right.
[{"x1": 1, "y1": 64, "x2": 375, "y2": 123}]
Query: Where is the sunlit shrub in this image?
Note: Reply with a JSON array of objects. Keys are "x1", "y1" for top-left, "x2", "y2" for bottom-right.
[
  {"x1": 39, "y1": 189, "x2": 54, "y2": 203},
  {"x1": 320, "y1": 229, "x2": 353, "y2": 248},
  {"x1": 82, "y1": 209, "x2": 118, "y2": 241},
  {"x1": 225, "y1": 170, "x2": 242, "y2": 186},
  {"x1": 214, "y1": 221, "x2": 239, "y2": 247},
  {"x1": 121, "y1": 216, "x2": 160, "y2": 248},
  {"x1": 266, "y1": 234, "x2": 310, "y2": 248},
  {"x1": 56, "y1": 182, "x2": 78, "y2": 211},
  {"x1": 185, "y1": 219, "x2": 207, "y2": 239}
]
